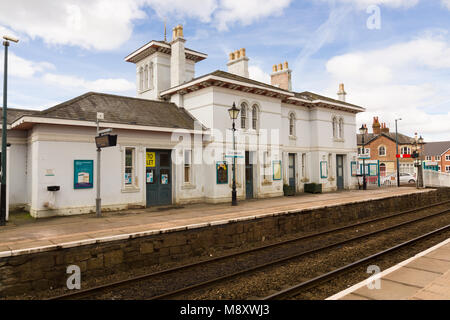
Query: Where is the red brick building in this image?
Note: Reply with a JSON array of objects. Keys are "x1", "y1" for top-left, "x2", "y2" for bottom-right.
[
  {"x1": 423, "y1": 141, "x2": 450, "y2": 173},
  {"x1": 357, "y1": 117, "x2": 417, "y2": 176}
]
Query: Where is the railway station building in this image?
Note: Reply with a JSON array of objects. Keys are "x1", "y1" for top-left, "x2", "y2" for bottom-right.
[{"x1": 1, "y1": 24, "x2": 365, "y2": 218}]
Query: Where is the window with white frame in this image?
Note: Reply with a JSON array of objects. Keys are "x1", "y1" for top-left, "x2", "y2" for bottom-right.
[
  {"x1": 262, "y1": 151, "x2": 271, "y2": 181},
  {"x1": 252, "y1": 105, "x2": 258, "y2": 130},
  {"x1": 240, "y1": 102, "x2": 247, "y2": 129},
  {"x1": 184, "y1": 149, "x2": 192, "y2": 183},
  {"x1": 332, "y1": 117, "x2": 337, "y2": 138},
  {"x1": 144, "y1": 65, "x2": 148, "y2": 90},
  {"x1": 148, "y1": 63, "x2": 153, "y2": 89},
  {"x1": 379, "y1": 146, "x2": 386, "y2": 156},
  {"x1": 446, "y1": 166, "x2": 450, "y2": 172},
  {"x1": 338, "y1": 118, "x2": 344, "y2": 139},
  {"x1": 446, "y1": 155, "x2": 450, "y2": 161},
  {"x1": 401, "y1": 146, "x2": 411, "y2": 155},
  {"x1": 289, "y1": 112, "x2": 295, "y2": 136},
  {"x1": 438, "y1": 165, "x2": 441, "y2": 171},
  {"x1": 139, "y1": 67, "x2": 144, "y2": 92},
  {"x1": 436, "y1": 155, "x2": 441, "y2": 161},
  {"x1": 425, "y1": 156, "x2": 432, "y2": 161},
  {"x1": 124, "y1": 147, "x2": 136, "y2": 186}
]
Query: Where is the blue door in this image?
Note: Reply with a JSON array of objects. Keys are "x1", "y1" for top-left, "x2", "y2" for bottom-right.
[
  {"x1": 245, "y1": 151, "x2": 253, "y2": 199},
  {"x1": 146, "y1": 150, "x2": 172, "y2": 207},
  {"x1": 288, "y1": 153, "x2": 296, "y2": 189},
  {"x1": 336, "y1": 155, "x2": 344, "y2": 190}
]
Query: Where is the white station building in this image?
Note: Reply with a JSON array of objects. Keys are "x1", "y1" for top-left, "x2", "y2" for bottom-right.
[{"x1": 1, "y1": 25, "x2": 365, "y2": 218}]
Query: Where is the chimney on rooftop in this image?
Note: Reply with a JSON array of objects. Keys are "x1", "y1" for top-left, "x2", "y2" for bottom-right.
[
  {"x1": 270, "y1": 61, "x2": 292, "y2": 91},
  {"x1": 372, "y1": 116, "x2": 381, "y2": 134},
  {"x1": 170, "y1": 24, "x2": 186, "y2": 87},
  {"x1": 337, "y1": 83, "x2": 347, "y2": 102},
  {"x1": 381, "y1": 122, "x2": 390, "y2": 134},
  {"x1": 227, "y1": 48, "x2": 249, "y2": 78}
]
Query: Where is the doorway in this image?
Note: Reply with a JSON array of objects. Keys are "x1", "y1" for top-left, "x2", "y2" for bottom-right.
[
  {"x1": 288, "y1": 153, "x2": 296, "y2": 189},
  {"x1": 245, "y1": 151, "x2": 253, "y2": 199},
  {"x1": 146, "y1": 149, "x2": 172, "y2": 206},
  {"x1": 336, "y1": 155, "x2": 344, "y2": 190}
]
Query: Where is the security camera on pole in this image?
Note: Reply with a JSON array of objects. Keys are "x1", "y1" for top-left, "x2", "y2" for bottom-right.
[{"x1": 94, "y1": 112, "x2": 117, "y2": 217}]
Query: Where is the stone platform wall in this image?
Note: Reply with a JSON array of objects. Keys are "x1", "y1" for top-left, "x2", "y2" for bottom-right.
[{"x1": 1, "y1": 188, "x2": 449, "y2": 297}]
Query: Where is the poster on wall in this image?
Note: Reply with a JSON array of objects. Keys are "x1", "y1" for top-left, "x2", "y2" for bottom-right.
[
  {"x1": 320, "y1": 161, "x2": 328, "y2": 178},
  {"x1": 74, "y1": 160, "x2": 93, "y2": 189},
  {"x1": 351, "y1": 161, "x2": 357, "y2": 176},
  {"x1": 146, "y1": 152, "x2": 156, "y2": 167},
  {"x1": 273, "y1": 161, "x2": 282, "y2": 180},
  {"x1": 216, "y1": 162, "x2": 228, "y2": 184}
]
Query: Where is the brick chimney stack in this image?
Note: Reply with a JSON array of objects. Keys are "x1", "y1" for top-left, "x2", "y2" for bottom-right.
[
  {"x1": 372, "y1": 116, "x2": 381, "y2": 134},
  {"x1": 270, "y1": 61, "x2": 292, "y2": 91},
  {"x1": 381, "y1": 122, "x2": 390, "y2": 134},
  {"x1": 170, "y1": 24, "x2": 186, "y2": 87},
  {"x1": 227, "y1": 48, "x2": 249, "y2": 78},
  {"x1": 337, "y1": 83, "x2": 347, "y2": 102}
]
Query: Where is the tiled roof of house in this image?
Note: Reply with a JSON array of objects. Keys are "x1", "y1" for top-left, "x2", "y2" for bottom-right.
[
  {"x1": 13, "y1": 92, "x2": 202, "y2": 130},
  {"x1": 423, "y1": 141, "x2": 450, "y2": 156},
  {"x1": 0, "y1": 108, "x2": 38, "y2": 125},
  {"x1": 357, "y1": 132, "x2": 416, "y2": 145}
]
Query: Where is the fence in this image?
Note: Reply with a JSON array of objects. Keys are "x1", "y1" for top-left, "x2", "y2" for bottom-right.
[{"x1": 423, "y1": 170, "x2": 450, "y2": 188}]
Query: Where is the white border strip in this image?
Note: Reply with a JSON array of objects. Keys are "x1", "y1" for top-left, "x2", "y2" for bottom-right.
[{"x1": 326, "y1": 237, "x2": 450, "y2": 300}]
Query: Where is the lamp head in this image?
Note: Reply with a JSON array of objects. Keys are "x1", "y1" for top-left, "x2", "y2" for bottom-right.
[
  {"x1": 3, "y1": 36, "x2": 19, "y2": 43},
  {"x1": 228, "y1": 102, "x2": 240, "y2": 120}
]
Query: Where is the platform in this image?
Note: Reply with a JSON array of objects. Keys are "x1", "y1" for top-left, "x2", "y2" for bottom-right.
[
  {"x1": 327, "y1": 237, "x2": 450, "y2": 300},
  {"x1": 0, "y1": 187, "x2": 432, "y2": 258}
]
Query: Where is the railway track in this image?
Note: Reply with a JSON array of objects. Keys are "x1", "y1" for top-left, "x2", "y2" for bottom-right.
[
  {"x1": 263, "y1": 224, "x2": 450, "y2": 300},
  {"x1": 48, "y1": 200, "x2": 450, "y2": 300}
]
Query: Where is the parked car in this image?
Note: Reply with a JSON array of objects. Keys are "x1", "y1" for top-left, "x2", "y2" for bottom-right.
[{"x1": 382, "y1": 172, "x2": 416, "y2": 185}]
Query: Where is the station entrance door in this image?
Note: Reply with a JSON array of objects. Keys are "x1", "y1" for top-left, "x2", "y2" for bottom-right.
[{"x1": 146, "y1": 150, "x2": 172, "y2": 207}]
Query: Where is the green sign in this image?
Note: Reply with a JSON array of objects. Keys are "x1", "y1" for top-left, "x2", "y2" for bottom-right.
[{"x1": 74, "y1": 160, "x2": 94, "y2": 189}]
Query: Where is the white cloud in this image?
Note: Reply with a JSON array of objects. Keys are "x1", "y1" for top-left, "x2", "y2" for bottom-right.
[
  {"x1": 0, "y1": 0, "x2": 145, "y2": 50},
  {"x1": 313, "y1": 0, "x2": 419, "y2": 9},
  {"x1": 0, "y1": 53, "x2": 54, "y2": 78},
  {"x1": 324, "y1": 35, "x2": 450, "y2": 141},
  {"x1": 442, "y1": 0, "x2": 450, "y2": 9},
  {"x1": 248, "y1": 65, "x2": 270, "y2": 84},
  {"x1": 43, "y1": 73, "x2": 135, "y2": 92},
  {"x1": 0, "y1": 0, "x2": 292, "y2": 50},
  {"x1": 214, "y1": 0, "x2": 292, "y2": 31}
]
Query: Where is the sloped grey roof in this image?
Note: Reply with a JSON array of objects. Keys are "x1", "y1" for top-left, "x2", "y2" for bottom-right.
[
  {"x1": 31, "y1": 92, "x2": 200, "y2": 130},
  {"x1": 423, "y1": 141, "x2": 450, "y2": 156},
  {"x1": 0, "y1": 108, "x2": 38, "y2": 125},
  {"x1": 357, "y1": 132, "x2": 415, "y2": 145},
  {"x1": 296, "y1": 91, "x2": 363, "y2": 110}
]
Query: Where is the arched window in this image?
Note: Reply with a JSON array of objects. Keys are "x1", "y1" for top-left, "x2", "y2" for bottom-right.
[
  {"x1": 148, "y1": 63, "x2": 153, "y2": 89},
  {"x1": 289, "y1": 113, "x2": 295, "y2": 136},
  {"x1": 252, "y1": 105, "x2": 258, "y2": 130},
  {"x1": 139, "y1": 67, "x2": 144, "y2": 92},
  {"x1": 144, "y1": 65, "x2": 148, "y2": 90},
  {"x1": 339, "y1": 118, "x2": 344, "y2": 139},
  {"x1": 332, "y1": 117, "x2": 337, "y2": 138},
  {"x1": 240, "y1": 103, "x2": 247, "y2": 129},
  {"x1": 379, "y1": 146, "x2": 386, "y2": 156}
]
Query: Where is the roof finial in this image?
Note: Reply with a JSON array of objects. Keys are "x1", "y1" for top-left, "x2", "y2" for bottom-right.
[{"x1": 164, "y1": 18, "x2": 167, "y2": 42}]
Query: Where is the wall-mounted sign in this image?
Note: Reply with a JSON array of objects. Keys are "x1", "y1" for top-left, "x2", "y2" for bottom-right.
[
  {"x1": 320, "y1": 161, "x2": 328, "y2": 179},
  {"x1": 216, "y1": 161, "x2": 228, "y2": 184},
  {"x1": 273, "y1": 161, "x2": 282, "y2": 180},
  {"x1": 74, "y1": 160, "x2": 93, "y2": 189},
  {"x1": 146, "y1": 152, "x2": 156, "y2": 167}
]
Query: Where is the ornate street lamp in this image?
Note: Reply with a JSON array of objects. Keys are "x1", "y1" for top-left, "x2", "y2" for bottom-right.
[
  {"x1": 1, "y1": 36, "x2": 19, "y2": 226},
  {"x1": 228, "y1": 102, "x2": 240, "y2": 206},
  {"x1": 415, "y1": 135, "x2": 425, "y2": 188},
  {"x1": 359, "y1": 124, "x2": 367, "y2": 190},
  {"x1": 395, "y1": 118, "x2": 402, "y2": 187}
]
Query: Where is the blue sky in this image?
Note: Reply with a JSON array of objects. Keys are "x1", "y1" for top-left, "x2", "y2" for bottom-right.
[{"x1": 0, "y1": 0, "x2": 449, "y2": 141}]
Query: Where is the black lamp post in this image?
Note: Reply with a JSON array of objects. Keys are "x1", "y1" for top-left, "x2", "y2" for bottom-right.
[
  {"x1": 1, "y1": 35, "x2": 18, "y2": 226},
  {"x1": 414, "y1": 134, "x2": 424, "y2": 188},
  {"x1": 228, "y1": 102, "x2": 240, "y2": 206},
  {"x1": 359, "y1": 124, "x2": 367, "y2": 190}
]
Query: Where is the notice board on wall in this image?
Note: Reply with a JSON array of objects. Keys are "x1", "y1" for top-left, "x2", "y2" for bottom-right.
[{"x1": 74, "y1": 160, "x2": 94, "y2": 189}]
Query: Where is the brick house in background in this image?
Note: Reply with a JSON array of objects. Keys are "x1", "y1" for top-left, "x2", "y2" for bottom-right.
[
  {"x1": 356, "y1": 117, "x2": 417, "y2": 176},
  {"x1": 423, "y1": 141, "x2": 450, "y2": 173}
]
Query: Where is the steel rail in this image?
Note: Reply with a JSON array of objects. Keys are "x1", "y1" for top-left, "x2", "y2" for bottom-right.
[
  {"x1": 263, "y1": 223, "x2": 450, "y2": 300},
  {"x1": 48, "y1": 200, "x2": 450, "y2": 300}
]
